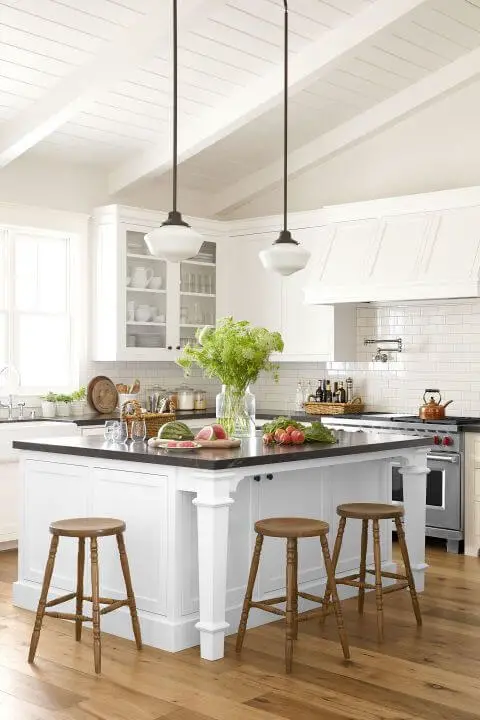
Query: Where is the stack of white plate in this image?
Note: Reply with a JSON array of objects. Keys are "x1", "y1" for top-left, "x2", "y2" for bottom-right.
[{"x1": 136, "y1": 335, "x2": 162, "y2": 348}]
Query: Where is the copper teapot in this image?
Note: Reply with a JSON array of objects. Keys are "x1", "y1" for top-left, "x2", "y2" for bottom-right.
[{"x1": 419, "y1": 389, "x2": 453, "y2": 420}]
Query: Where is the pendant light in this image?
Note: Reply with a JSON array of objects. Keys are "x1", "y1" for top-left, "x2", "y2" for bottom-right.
[
  {"x1": 259, "y1": 1, "x2": 310, "y2": 276},
  {"x1": 145, "y1": 0, "x2": 203, "y2": 263}
]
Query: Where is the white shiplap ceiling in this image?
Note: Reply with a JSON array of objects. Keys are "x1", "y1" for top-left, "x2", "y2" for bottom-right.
[{"x1": 1, "y1": 0, "x2": 480, "y2": 213}]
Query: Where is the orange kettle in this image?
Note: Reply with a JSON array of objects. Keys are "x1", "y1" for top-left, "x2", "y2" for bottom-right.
[{"x1": 419, "y1": 389, "x2": 453, "y2": 420}]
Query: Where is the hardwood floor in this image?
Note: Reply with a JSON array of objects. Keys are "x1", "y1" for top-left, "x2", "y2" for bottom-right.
[{"x1": 1, "y1": 545, "x2": 479, "y2": 719}]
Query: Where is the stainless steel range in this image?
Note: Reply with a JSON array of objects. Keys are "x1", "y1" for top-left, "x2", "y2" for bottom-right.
[{"x1": 322, "y1": 413, "x2": 479, "y2": 553}]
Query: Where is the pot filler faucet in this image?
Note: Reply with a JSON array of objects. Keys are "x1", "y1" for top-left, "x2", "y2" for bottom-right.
[{"x1": 0, "y1": 365, "x2": 24, "y2": 420}]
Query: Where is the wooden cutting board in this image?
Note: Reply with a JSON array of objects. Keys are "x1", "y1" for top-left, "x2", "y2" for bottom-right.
[
  {"x1": 87, "y1": 376, "x2": 118, "y2": 413},
  {"x1": 195, "y1": 439, "x2": 241, "y2": 448}
]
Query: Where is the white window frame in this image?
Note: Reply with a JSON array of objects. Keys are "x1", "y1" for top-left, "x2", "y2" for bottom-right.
[{"x1": 0, "y1": 221, "x2": 83, "y2": 396}]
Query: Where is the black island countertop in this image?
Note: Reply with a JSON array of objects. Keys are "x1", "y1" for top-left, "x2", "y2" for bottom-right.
[{"x1": 13, "y1": 431, "x2": 430, "y2": 471}]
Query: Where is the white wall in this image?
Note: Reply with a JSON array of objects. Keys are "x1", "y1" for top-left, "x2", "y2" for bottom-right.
[{"x1": 228, "y1": 78, "x2": 480, "y2": 219}]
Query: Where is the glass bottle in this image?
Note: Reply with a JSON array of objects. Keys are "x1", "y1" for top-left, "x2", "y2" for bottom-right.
[{"x1": 295, "y1": 381, "x2": 304, "y2": 411}]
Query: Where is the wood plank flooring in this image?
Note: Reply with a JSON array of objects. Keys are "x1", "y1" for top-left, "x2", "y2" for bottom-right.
[{"x1": 0, "y1": 545, "x2": 479, "y2": 719}]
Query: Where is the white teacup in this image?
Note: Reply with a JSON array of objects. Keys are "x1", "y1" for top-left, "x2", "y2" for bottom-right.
[{"x1": 148, "y1": 276, "x2": 163, "y2": 290}]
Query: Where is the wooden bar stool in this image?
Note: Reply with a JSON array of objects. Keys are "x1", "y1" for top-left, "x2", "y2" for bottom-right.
[
  {"x1": 322, "y1": 503, "x2": 422, "y2": 641},
  {"x1": 236, "y1": 517, "x2": 350, "y2": 673},
  {"x1": 28, "y1": 517, "x2": 142, "y2": 674}
]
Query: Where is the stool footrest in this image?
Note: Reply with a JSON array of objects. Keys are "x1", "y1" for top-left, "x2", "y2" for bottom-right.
[
  {"x1": 337, "y1": 578, "x2": 376, "y2": 590},
  {"x1": 254, "y1": 595, "x2": 286, "y2": 606},
  {"x1": 45, "y1": 611, "x2": 91, "y2": 621},
  {"x1": 46, "y1": 592, "x2": 77, "y2": 608},
  {"x1": 366, "y1": 568, "x2": 406, "y2": 581},
  {"x1": 381, "y1": 581, "x2": 409, "y2": 594},
  {"x1": 250, "y1": 601, "x2": 286, "y2": 617},
  {"x1": 100, "y1": 600, "x2": 129, "y2": 615},
  {"x1": 298, "y1": 590, "x2": 324, "y2": 604}
]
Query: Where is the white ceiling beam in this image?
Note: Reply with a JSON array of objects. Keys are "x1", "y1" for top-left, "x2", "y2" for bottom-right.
[
  {"x1": 109, "y1": 0, "x2": 429, "y2": 194},
  {"x1": 211, "y1": 46, "x2": 480, "y2": 216},
  {"x1": 0, "y1": 0, "x2": 212, "y2": 167}
]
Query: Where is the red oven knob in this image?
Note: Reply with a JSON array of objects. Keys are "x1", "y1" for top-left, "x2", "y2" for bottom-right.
[
  {"x1": 443, "y1": 436, "x2": 453, "y2": 446},
  {"x1": 433, "y1": 435, "x2": 441, "y2": 445}
]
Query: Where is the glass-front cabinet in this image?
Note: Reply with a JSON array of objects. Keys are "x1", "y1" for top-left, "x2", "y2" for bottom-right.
[{"x1": 92, "y1": 206, "x2": 224, "y2": 362}]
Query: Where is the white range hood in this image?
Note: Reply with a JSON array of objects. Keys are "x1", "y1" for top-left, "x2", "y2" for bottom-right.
[{"x1": 304, "y1": 193, "x2": 480, "y2": 305}]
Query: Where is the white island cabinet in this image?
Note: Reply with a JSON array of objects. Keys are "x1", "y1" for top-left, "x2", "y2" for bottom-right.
[
  {"x1": 13, "y1": 432, "x2": 429, "y2": 661},
  {"x1": 91, "y1": 205, "x2": 229, "y2": 362}
]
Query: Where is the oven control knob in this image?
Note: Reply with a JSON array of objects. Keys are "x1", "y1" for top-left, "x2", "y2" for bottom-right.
[
  {"x1": 443, "y1": 436, "x2": 453, "y2": 446},
  {"x1": 433, "y1": 435, "x2": 441, "y2": 445}
]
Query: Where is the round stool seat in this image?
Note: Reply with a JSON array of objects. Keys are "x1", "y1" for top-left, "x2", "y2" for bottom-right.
[
  {"x1": 255, "y1": 517, "x2": 329, "y2": 538},
  {"x1": 337, "y1": 503, "x2": 404, "y2": 520},
  {"x1": 49, "y1": 517, "x2": 126, "y2": 538}
]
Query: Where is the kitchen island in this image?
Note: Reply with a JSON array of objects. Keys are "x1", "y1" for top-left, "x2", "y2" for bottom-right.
[{"x1": 12, "y1": 431, "x2": 429, "y2": 661}]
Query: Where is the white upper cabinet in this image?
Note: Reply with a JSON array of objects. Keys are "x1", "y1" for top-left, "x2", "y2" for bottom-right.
[
  {"x1": 229, "y1": 229, "x2": 356, "y2": 362},
  {"x1": 91, "y1": 206, "x2": 226, "y2": 362}
]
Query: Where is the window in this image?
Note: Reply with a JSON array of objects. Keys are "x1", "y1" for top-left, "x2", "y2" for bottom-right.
[{"x1": 0, "y1": 226, "x2": 78, "y2": 394}]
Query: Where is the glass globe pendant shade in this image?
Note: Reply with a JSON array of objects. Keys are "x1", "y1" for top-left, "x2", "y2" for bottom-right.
[
  {"x1": 145, "y1": 213, "x2": 203, "y2": 263},
  {"x1": 259, "y1": 231, "x2": 310, "y2": 277}
]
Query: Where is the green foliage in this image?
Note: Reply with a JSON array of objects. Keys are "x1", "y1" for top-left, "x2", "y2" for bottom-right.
[
  {"x1": 40, "y1": 392, "x2": 57, "y2": 402},
  {"x1": 71, "y1": 386, "x2": 86, "y2": 401},
  {"x1": 56, "y1": 393, "x2": 72, "y2": 403},
  {"x1": 176, "y1": 317, "x2": 284, "y2": 393}
]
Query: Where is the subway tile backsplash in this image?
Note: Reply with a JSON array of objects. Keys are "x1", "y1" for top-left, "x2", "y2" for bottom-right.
[{"x1": 85, "y1": 298, "x2": 480, "y2": 418}]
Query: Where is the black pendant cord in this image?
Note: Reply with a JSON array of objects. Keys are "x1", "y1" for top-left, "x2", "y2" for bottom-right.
[
  {"x1": 163, "y1": 0, "x2": 188, "y2": 228},
  {"x1": 172, "y1": 0, "x2": 178, "y2": 214},
  {"x1": 283, "y1": 0, "x2": 288, "y2": 235}
]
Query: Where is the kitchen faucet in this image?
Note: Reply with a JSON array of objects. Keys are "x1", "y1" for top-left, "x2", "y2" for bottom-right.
[{"x1": 0, "y1": 365, "x2": 22, "y2": 420}]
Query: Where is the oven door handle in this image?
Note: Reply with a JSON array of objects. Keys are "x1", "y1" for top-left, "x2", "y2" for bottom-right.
[{"x1": 426, "y1": 453, "x2": 459, "y2": 464}]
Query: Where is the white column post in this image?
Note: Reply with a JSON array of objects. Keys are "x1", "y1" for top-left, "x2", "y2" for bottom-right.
[
  {"x1": 192, "y1": 470, "x2": 238, "y2": 661},
  {"x1": 398, "y1": 450, "x2": 430, "y2": 592}
]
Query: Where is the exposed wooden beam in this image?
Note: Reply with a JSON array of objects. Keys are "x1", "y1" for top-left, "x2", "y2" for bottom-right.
[
  {"x1": 109, "y1": 0, "x2": 429, "y2": 194},
  {"x1": 212, "y1": 46, "x2": 480, "y2": 216},
  {"x1": 0, "y1": 0, "x2": 212, "y2": 167}
]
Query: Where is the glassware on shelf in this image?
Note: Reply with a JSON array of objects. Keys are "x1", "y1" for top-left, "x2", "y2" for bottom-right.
[
  {"x1": 193, "y1": 303, "x2": 203, "y2": 325},
  {"x1": 180, "y1": 306, "x2": 189, "y2": 324},
  {"x1": 188, "y1": 272, "x2": 196, "y2": 293}
]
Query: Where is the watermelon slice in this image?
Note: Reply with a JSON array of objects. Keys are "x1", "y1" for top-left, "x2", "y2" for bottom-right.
[
  {"x1": 211, "y1": 423, "x2": 228, "y2": 440},
  {"x1": 195, "y1": 426, "x2": 216, "y2": 441}
]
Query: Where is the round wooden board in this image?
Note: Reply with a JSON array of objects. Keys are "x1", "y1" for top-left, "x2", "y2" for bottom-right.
[{"x1": 87, "y1": 376, "x2": 118, "y2": 413}]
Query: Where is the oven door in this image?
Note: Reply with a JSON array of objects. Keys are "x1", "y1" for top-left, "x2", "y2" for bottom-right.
[
  {"x1": 391, "y1": 452, "x2": 461, "y2": 531},
  {"x1": 425, "y1": 452, "x2": 461, "y2": 531}
]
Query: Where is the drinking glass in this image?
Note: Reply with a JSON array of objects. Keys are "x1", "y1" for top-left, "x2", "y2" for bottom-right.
[
  {"x1": 104, "y1": 420, "x2": 119, "y2": 441},
  {"x1": 130, "y1": 419, "x2": 146, "y2": 442},
  {"x1": 112, "y1": 420, "x2": 128, "y2": 443}
]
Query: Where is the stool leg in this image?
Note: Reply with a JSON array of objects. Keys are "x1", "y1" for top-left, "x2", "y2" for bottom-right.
[
  {"x1": 285, "y1": 537, "x2": 297, "y2": 673},
  {"x1": 236, "y1": 533, "x2": 263, "y2": 653},
  {"x1": 320, "y1": 516, "x2": 346, "y2": 623},
  {"x1": 75, "y1": 537, "x2": 85, "y2": 641},
  {"x1": 320, "y1": 533, "x2": 350, "y2": 660},
  {"x1": 116, "y1": 532, "x2": 142, "y2": 650},
  {"x1": 395, "y1": 516, "x2": 422, "y2": 626},
  {"x1": 358, "y1": 519, "x2": 369, "y2": 615},
  {"x1": 372, "y1": 519, "x2": 384, "y2": 642},
  {"x1": 90, "y1": 537, "x2": 101, "y2": 674},
  {"x1": 292, "y1": 538, "x2": 298, "y2": 640},
  {"x1": 28, "y1": 534, "x2": 59, "y2": 664}
]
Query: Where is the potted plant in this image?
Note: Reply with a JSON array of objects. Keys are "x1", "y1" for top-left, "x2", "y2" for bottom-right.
[
  {"x1": 70, "y1": 386, "x2": 87, "y2": 416},
  {"x1": 56, "y1": 393, "x2": 72, "y2": 417},
  {"x1": 177, "y1": 317, "x2": 283, "y2": 437},
  {"x1": 40, "y1": 392, "x2": 57, "y2": 418}
]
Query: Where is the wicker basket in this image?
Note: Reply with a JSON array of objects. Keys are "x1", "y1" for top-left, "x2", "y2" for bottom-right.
[
  {"x1": 121, "y1": 400, "x2": 175, "y2": 439},
  {"x1": 303, "y1": 397, "x2": 364, "y2": 416}
]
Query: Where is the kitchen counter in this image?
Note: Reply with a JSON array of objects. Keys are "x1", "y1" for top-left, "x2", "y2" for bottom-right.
[
  {"x1": 13, "y1": 428, "x2": 429, "y2": 662},
  {"x1": 13, "y1": 431, "x2": 430, "y2": 471}
]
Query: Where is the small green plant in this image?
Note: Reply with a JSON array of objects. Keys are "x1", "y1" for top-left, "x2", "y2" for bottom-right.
[
  {"x1": 40, "y1": 392, "x2": 57, "y2": 403},
  {"x1": 56, "y1": 393, "x2": 72, "y2": 403},
  {"x1": 71, "y1": 386, "x2": 86, "y2": 402}
]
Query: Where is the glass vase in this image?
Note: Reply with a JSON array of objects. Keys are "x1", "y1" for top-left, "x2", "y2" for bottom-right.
[{"x1": 216, "y1": 385, "x2": 256, "y2": 438}]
